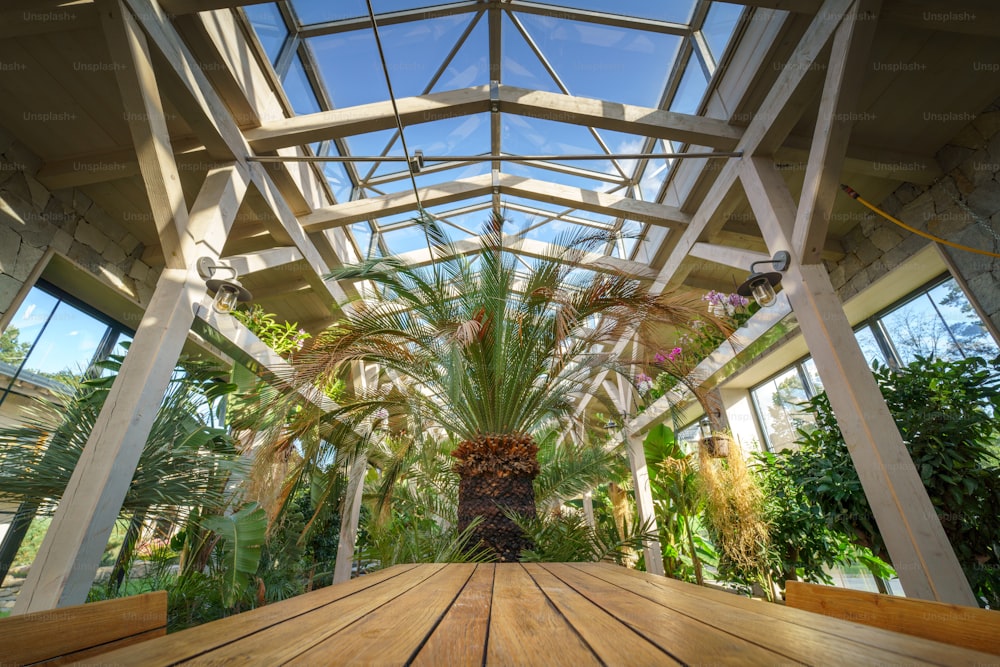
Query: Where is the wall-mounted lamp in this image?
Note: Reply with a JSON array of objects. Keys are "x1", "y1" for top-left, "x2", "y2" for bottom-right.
[
  {"x1": 197, "y1": 257, "x2": 252, "y2": 314},
  {"x1": 698, "y1": 416, "x2": 712, "y2": 441},
  {"x1": 735, "y1": 250, "x2": 790, "y2": 308}
]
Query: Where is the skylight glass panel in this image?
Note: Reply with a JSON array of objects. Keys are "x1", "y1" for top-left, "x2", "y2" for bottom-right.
[
  {"x1": 292, "y1": 0, "x2": 471, "y2": 24},
  {"x1": 291, "y1": 0, "x2": 366, "y2": 24},
  {"x1": 309, "y1": 31, "x2": 391, "y2": 109},
  {"x1": 381, "y1": 225, "x2": 436, "y2": 255},
  {"x1": 515, "y1": 13, "x2": 683, "y2": 108},
  {"x1": 430, "y1": 15, "x2": 488, "y2": 91},
  {"x1": 323, "y1": 160, "x2": 354, "y2": 204},
  {"x1": 413, "y1": 162, "x2": 490, "y2": 187},
  {"x1": 502, "y1": 115, "x2": 617, "y2": 175},
  {"x1": 669, "y1": 53, "x2": 709, "y2": 115},
  {"x1": 530, "y1": 0, "x2": 697, "y2": 24},
  {"x1": 376, "y1": 14, "x2": 479, "y2": 98},
  {"x1": 244, "y1": 4, "x2": 288, "y2": 66},
  {"x1": 404, "y1": 113, "x2": 491, "y2": 158},
  {"x1": 638, "y1": 157, "x2": 671, "y2": 201},
  {"x1": 351, "y1": 222, "x2": 374, "y2": 257},
  {"x1": 702, "y1": 2, "x2": 744, "y2": 63},
  {"x1": 501, "y1": 13, "x2": 562, "y2": 94},
  {"x1": 522, "y1": 220, "x2": 596, "y2": 245},
  {"x1": 283, "y1": 53, "x2": 322, "y2": 115}
]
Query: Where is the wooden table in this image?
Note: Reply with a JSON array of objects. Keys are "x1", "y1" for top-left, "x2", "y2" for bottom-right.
[{"x1": 83, "y1": 563, "x2": 997, "y2": 665}]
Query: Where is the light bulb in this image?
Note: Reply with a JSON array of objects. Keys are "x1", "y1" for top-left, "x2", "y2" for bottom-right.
[
  {"x1": 212, "y1": 284, "x2": 240, "y2": 314},
  {"x1": 751, "y1": 279, "x2": 777, "y2": 308}
]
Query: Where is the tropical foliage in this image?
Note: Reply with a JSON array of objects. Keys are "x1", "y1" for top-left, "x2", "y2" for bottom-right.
[{"x1": 290, "y1": 212, "x2": 718, "y2": 560}]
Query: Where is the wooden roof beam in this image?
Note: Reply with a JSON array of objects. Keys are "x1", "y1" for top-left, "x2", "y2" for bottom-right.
[{"x1": 246, "y1": 85, "x2": 742, "y2": 152}]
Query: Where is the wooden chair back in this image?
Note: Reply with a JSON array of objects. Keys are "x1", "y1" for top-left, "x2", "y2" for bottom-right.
[
  {"x1": 0, "y1": 590, "x2": 167, "y2": 666},
  {"x1": 785, "y1": 581, "x2": 999, "y2": 655}
]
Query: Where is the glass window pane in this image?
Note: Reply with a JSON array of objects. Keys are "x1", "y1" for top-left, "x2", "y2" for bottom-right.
[
  {"x1": 701, "y1": 2, "x2": 744, "y2": 64},
  {"x1": 1, "y1": 288, "x2": 59, "y2": 369},
  {"x1": 22, "y1": 301, "x2": 109, "y2": 384},
  {"x1": 283, "y1": 53, "x2": 321, "y2": 115},
  {"x1": 927, "y1": 279, "x2": 1000, "y2": 359},
  {"x1": 880, "y1": 292, "x2": 960, "y2": 364},
  {"x1": 669, "y1": 53, "x2": 709, "y2": 115},
  {"x1": 853, "y1": 324, "x2": 887, "y2": 367},
  {"x1": 244, "y1": 3, "x2": 288, "y2": 66},
  {"x1": 801, "y1": 358, "x2": 823, "y2": 395},
  {"x1": 751, "y1": 367, "x2": 814, "y2": 452}
]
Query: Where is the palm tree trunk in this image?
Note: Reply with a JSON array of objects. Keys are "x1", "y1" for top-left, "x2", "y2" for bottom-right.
[{"x1": 452, "y1": 433, "x2": 540, "y2": 562}]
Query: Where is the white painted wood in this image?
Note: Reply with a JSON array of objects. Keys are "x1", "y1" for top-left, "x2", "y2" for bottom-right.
[
  {"x1": 12, "y1": 268, "x2": 205, "y2": 613},
  {"x1": 688, "y1": 242, "x2": 772, "y2": 272},
  {"x1": 740, "y1": 156, "x2": 977, "y2": 607},
  {"x1": 625, "y1": 433, "x2": 664, "y2": 577},
  {"x1": 792, "y1": 0, "x2": 880, "y2": 264},
  {"x1": 582, "y1": 491, "x2": 595, "y2": 529},
  {"x1": 101, "y1": 0, "x2": 190, "y2": 269},
  {"x1": 333, "y1": 452, "x2": 367, "y2": 584}
]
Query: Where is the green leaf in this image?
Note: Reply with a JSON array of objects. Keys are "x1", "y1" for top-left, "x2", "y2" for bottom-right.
[{"x1": 203, "y1": 503, "x2": 267, "y2": 606}]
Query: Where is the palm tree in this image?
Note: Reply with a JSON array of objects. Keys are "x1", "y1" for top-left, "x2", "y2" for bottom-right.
[{"x1": 293, "y1": 213, "x2": 720, "y2": 561}]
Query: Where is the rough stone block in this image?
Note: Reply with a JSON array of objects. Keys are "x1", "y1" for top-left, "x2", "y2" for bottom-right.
[
  {"x1": 870, "y1": 224, "x2": 903, "y2": 252},
  {"x1": 937, "y1": 144, "x2": 976, "y2": 174},
  {"x1": 67, "y1": 243, "x2": 104, "y2": 275},
  {"x1": 828, "y1": 264, "x2": 846, "y2": 290},
  {"x1": 900, "y1": 191, "x2": 936, "y2": 227},
  {"x1": 85, "y1": 205, "x2": 127, "y2": 244},
  {"x1": 42, "y1": 196, "x2": 75, "y2": 233},
  {"x1": 894, "y1": 182, "x2": 924, "y2": 206},
  {"x1": 0, "y1": 225, "x2": 19, "y2": 273},
  {"x1": 856, "y1": 239, "x2": 882, "y2": 266},
  {"x1": 71, "y1": 189, "x2": 92, "y2": 216},
  {"x1": 74, "y1": 220, "x2": 110, "y2": 254},
  {"x1": 51, "y1": 229, "x2": 73, "y2": 254},
  {"x1": 948, "y1": 123, "x2": 985, "y2": 150},
  {"x1": 12, "y1": 243, "x2": 44, "y2": 281},
  {"x1": 128, "y1": 260, "x2": 150, "y2": 282},
  {"x1": 973, "y1": 111, "x2": 1000, "y2": 145},
  {"x1": 966, "y1": 179, "x2": 1000, "y2": 219},
  {"x1": 0, "y1": 273, "x2": 22, "y2": 312},
  {"x1": 102, "y1": 242, "x2": 127, "y2": 266},
  {"x1": 966, "y1": 271, "x2": 1000, "y2": 317},
  {"x1": 24, "y1": 173, "x2": 49, "y2": 211},
  {"x1": 1, "y1": 172, "x2": 31, "y2": 204}
]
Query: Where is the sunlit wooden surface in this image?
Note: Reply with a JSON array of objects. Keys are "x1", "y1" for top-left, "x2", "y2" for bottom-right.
[{"x1": 81, "y1": 563, "x2": 996, "y2": 665}]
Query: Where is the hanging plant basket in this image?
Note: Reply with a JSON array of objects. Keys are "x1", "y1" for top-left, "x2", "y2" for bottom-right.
[{"x1": 700, "y1": 432, "x2": 731, "y2": 458}]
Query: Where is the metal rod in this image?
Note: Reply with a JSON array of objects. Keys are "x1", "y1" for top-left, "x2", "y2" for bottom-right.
[{"x1": 248, "y1": 151, "x2": 743, "y2": 163}]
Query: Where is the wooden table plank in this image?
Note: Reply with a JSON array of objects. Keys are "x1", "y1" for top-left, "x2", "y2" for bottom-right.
[
  {"x1": 523, "y1": 564, "x2": 682, "y2": 667},
  {"x1": 583, "y1": 563, "x2": 997, "y2": 666},
  {"x1": 174, "y1": 564, "x2": 445, "y2": 665},
  {"x1": 79, "y1": 563, "x2": 422, "y2": 666},
  {"x1": 293, "y1": 563, "x2": 477, "y2": 665},
  {"x1": 411, "y1": 563, "x2": 495, "y2": 667},
  {"x1": 542, "y1": 563, "x2": 800, "y2": 665},
  {"x1": 487, "y1": 563, "x2": 600, "y2": 667}
]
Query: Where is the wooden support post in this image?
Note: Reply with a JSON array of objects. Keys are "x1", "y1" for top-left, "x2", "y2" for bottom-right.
[
  {"x1": 625, "y1": 432, "x2": 664, "y2": 576},
  {"x1": 740, "y1": 157, "x2": 977, "y2": 606},
  {"x1": 12, "y1": 268, "x2": 205, "y2": 613},
  {"x1": 333, "y1": 453, "x2": 367, "y2": 584},
  {"x1": 582, "y1": 491, "x2": 595, "y2": 529}
]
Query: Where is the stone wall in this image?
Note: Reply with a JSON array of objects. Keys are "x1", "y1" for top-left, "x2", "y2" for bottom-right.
[
  {"x1": 0, "y1": 126, "x2": 160, "y2": 320},
  {"x1": 829, "y1": 99, "x2": 1000, "y2": 333}
]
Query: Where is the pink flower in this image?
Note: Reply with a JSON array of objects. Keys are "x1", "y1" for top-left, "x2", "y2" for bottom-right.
[
  {"x1": 635, "y1": 372, "x2": 653, "y2": 396},
  {"x1": 654, "y1": 351, "x2": 667, "y2": 363},
  {"x1": 667, "y1": 346, "x2": 683, "y2": 361}
]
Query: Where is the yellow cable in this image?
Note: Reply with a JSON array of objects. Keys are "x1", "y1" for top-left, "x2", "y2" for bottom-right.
[{"x1": 840, "y1": 184, "x2": 1000, "y2": 259}]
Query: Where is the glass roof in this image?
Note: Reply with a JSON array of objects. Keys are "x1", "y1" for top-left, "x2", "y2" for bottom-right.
[{"x1": 245, "y1": 1, "x2": 744, "y2": 263}]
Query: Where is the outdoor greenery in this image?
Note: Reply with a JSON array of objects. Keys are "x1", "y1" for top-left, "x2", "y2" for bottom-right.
[{"x1": 770, "y1": 355, "x2": 1000, "y2": 607}]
